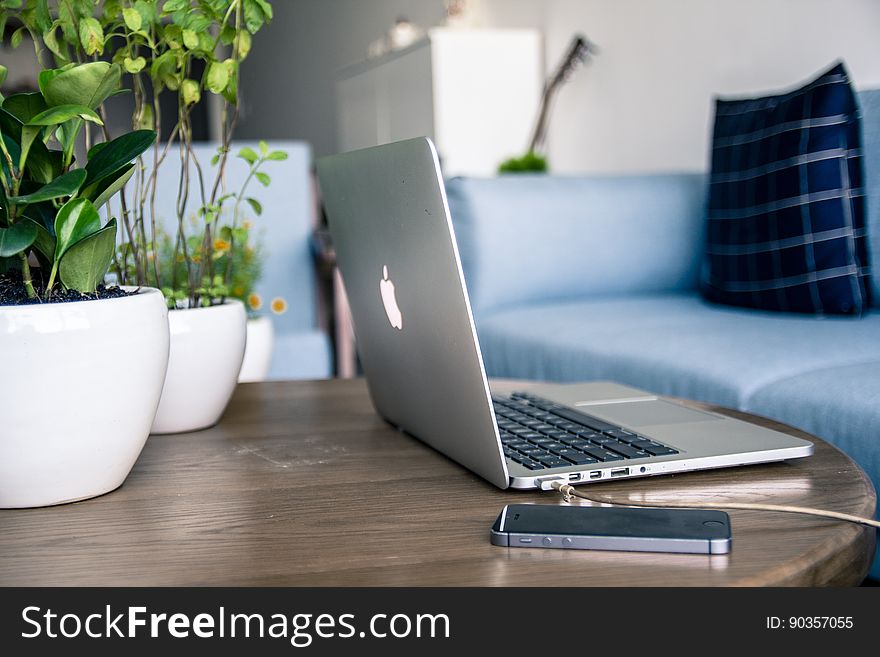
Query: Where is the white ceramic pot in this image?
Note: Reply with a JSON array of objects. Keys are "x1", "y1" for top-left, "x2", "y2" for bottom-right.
[
  {"x1": 151, "y1": 299, "x2": 247, "y2": 434},
  {"x1": 0, "y1": 287, "x2": 169, "y2": 508},
  {"x1": 238, "y1": 315, "x2": 275, "y2": 383}
]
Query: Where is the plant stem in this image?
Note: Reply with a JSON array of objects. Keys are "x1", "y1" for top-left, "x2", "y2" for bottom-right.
[{"x1": 19, "y1": 253, "x2": 37, "y2": 299}]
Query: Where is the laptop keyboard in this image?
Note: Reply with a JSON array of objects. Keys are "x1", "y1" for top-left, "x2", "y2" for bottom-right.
[{"x1": 493, "y1": 392, "x2": 680, "y2": 471}]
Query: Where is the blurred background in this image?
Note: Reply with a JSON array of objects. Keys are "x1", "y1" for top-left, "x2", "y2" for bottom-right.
[{"x1": 231, "y1": 0, "x2": 880, "y2": 174}]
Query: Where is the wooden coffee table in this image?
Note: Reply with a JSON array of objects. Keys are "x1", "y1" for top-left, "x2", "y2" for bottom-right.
[{"x1": 0, "y1": 379, "x2": 874, "y2": 586}]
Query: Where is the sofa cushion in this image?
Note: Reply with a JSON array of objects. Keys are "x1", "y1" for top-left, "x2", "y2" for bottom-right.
[
  {"x1": 446, "y1": 174, "x2": 707, "y2": 316},
  {"x1": 703, "y1": 62, "x2": 870, "y2": 315},
  {"x1": 744, "y1": 363, "x2": 880, "y2": 578},
  {"x1": 476, "y1": 292, "x2": 880, "y2": 409},
  {"x1": 858, "y1": 88, "x2": 880, "y2": 305}
]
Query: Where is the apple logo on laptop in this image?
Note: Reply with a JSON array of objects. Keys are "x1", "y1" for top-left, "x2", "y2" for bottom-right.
[{"x1": 379, "y1": 265, "x2": 403, "y2": 330}]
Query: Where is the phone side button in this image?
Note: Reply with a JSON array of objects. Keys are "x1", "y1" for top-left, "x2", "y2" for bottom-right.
[
  {"x1": 518, "y1": 538, "x2": 533, "y2": 544},
  {"x1": 562, "y1": 537, "x2": 573, "y2": 548},
  {"x1": 542, "y1": 537, "x2": 553, "y2": 546}
]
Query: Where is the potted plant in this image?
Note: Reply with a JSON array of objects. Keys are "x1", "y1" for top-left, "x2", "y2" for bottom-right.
[
  {"x1": 153, "y1": 212, "x2": 279, "y2": 382},
  {"x1": 9, "y1": 0, "x2": 276, "y2": 433},
  {"x1": 0, "y1": 59, "x2": 165, "y2": 507},
  {"x1": 135, "y1": 140, "x2": 287, "y2": 431}
]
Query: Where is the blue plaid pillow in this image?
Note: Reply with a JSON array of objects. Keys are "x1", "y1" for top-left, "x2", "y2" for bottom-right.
[{"x1": 702, "y1": 62, "x2": 870, "y2": 314}]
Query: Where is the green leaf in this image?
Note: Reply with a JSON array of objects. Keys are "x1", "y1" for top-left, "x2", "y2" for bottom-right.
[
  {"x1": 42, "y1": 25, "x2": 69, "y2": 65},
  {"x1": 163, "y1": 23, "x2": 183, "y2": 49},
  {"x1": 10, "y1": 26, "x2": 25, "y2": 49},
  {"x1": 87, "y1": 141, "x2": 109, "y2": 159},
  {"x1": 59, "y1": 219, "x2": 117, "y2": 293},
  {"x1": 162, "y1": 0, "x2": 188, "y2": 13},
  {"x1": 54, "y1": 197, "x2": 102, "y2": 263},
  {"x1": 82, "y1": 163, "x2": 135, "y2": 209},
  {"x1": 40, "y1": 62, "x2": 122, "y2": 110},
  {"x1": 238, "y1": 146, "x2": 258, "y2": 165},
  {"x1": 221, "y1": 59, "x2": 238, "y2": 104},
  {"x1": 26, "y1": 146, "x2": 63, "y2": 185},
  {"x1": 255, "y1": 0, "x2": 273, "y2": 21},
  {"x1": 0, "y1": 221, "x2": 37, "y2": 258},
  {"x1": 22, "y1": 217, "x2": 56, "y2": 264},
  {"x1": 236, "y1": 30, "x2": 252, "y2": 59},
  {"x1": 26, "y1": 104, "x2": 103, "y2": 127},
  {"x1": 197, "y1": 32, "x2": 214, "y2": 53},
  {"x1": 79, "y1": 17, "x2": 105, "y2": 56},
  {"x1": 182, "y1": 28, "x2": 198, "y2": 49},
  {"x1": 267, "y1": 150, "x2": 288, "y2": 161},
  {"x1": 243, "y1": 0, "x2": 267, "y2": 34},
  {"x1": 84, "y1": 129, "x2": 156, "y2": 187},
  {"x1": 205, "y1": 61, "x2": 229, "y2": 94},
  {"x1": 18, "y1": 125, "x2": 42, "y2": 176},
  {"x1": 135, "y1": 0, "x2": 158, "y2": 25},
  {"x1": 219, "y1": 23, "x2": 235, "y2": 45},
  {"x1": 6, "y1": 169, "x2": 87, "y2": 205},
  {"x1": 0, "y1": 64, "x2": 6, "y2": 88},
  {"x1": 2, "y1": 92, "x2": 48, "y2": 123},
  {"x1": 245, "y1": 197, "x2": 262, "y2": 216},
  {"x1": 149, "y1": 50, "x2": 179, "y2": 91},
  {"x1": 123, "y1": 7, "x2": 142, "y2": 31},
  {"x1": 136, "y1": 103, "x2": 154, "y2": 131},
  {"x1": 181, "y1": 79, "x2": 200, "y2": 105},
  {"x1": 0, "y1": 106, "x2": 21, "y2": 142},
  {"x1": 258, "y1": 140, "x2": 268, "y2": 155},
  {"x1": 255, "y1": 171, "x2": 270, "y2": 187},
  {"x1": 123, "y1": 56, "x2": 147, "y2": 74}
]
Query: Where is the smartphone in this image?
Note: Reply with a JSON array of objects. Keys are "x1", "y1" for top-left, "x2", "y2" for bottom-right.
[{"x1": 490, "y1": 504, "x2": 731, "y2": 554}]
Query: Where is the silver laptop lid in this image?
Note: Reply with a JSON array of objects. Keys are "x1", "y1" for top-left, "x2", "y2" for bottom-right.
[{"x1": 317, "y1": 138, "x2": 510, "y2": 488}]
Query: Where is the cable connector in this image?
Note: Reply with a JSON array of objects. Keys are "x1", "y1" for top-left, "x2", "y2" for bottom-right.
[{"x1": 535, "y1": 476, "x2": 566, "y2": 491}]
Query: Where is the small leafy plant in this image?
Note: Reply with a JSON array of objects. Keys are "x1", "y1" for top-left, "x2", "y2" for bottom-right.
[
  {"x1": 0, "y1": 60, "x2": 156, "y2": 300},
  {"x1": 4, "y1": 0, "x2": 275, "y2": 309}
]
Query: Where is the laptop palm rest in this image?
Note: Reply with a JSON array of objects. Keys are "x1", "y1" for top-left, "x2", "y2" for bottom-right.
[{"x1": 583, "y1": 399, "x2": 723, "y2": 428}]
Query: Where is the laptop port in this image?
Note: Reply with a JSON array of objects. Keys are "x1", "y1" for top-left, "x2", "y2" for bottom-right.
[
  {"x1": 610, "y1": 468, "x2": 630, "y2": 477},
  {"x1": 568, "y1": 473, "x2": 582, "y2": 482},
  {"x1": 589, "y1": 471, "x2": 602, "y2": 480}
]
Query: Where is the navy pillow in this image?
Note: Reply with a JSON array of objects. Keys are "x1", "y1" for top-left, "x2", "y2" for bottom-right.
[{"x1": 702, "y1": 61, "x2": 870, "y2": 314}]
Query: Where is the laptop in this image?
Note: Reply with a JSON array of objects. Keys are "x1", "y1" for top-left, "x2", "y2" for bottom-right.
[{"x1": 316, "y1": 137, "x2": 813, "y2": 490}]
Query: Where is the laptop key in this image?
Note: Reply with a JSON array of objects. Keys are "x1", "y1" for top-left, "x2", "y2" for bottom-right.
[
  {"x1": 562, "y1": 453, "x2": 599, "y2": 465},
  {"x1": 533, "y1": 424, "x2": 557, "y2": 433},
  {"x1": 550, "y1": 407, "x2": 620, "y2": 433},
  {"x1": 562, "y1": 437, "x2": 591, "y2": 448},
  {"x1": 642, "y1": 445, "x2": 679, "y2": 456},
  {"x1": 536, "y1": 456, "x2": 570, "y2": 469},
  {"x1": 520, "y1": 460, "x2": 544, "y2": 470},
  {"x1": 606, "y1": 443, "x2": 648, "y2": 459}
]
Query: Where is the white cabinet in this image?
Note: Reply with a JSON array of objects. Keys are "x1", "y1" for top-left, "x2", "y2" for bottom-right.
[{"x1": 336, "y1": 28, "x2": 542, "y2": 177}]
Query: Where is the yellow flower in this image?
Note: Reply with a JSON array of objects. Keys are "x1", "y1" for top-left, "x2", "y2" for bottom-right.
[
  {"x1": 233, "y1": 285, "x2": 245, "y2": 297},
  {"x1": 271, "y1": 297, "x2": 287, "y2": 314},
  {"x1": 214, "y1": 238, "x2": 230, "y2": 251},
  {"x1": 247, "y1": 293, "x2": 263, "y2": 311},
  {"x1": 242, "y1": 220, "x2": 253, "y2": 230}
]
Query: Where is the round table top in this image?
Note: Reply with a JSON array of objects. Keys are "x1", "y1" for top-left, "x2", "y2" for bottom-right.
[{"x1": 0, "y1": 378, "x2": 875, "y2": 586}]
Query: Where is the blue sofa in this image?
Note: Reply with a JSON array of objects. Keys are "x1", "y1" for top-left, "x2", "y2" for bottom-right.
[{"x1": 446, "y1": 89, "x2": 880, "y2": 579}]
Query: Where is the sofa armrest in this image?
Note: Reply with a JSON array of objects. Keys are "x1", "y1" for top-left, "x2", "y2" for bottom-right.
[{"x1": 446, "y1": 173, "x2": 707, "y2": 315}]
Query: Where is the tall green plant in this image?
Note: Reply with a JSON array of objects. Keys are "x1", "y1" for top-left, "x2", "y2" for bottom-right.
[
  {"x1": 0, "y1": 58, "x2": 156, "y2": 300},
  {"x1": 6, "y1": 0, "x2": 274, "y2": 308}
]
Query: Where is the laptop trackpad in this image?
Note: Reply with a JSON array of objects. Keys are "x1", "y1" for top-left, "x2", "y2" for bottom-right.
[{"x1": 582, "y1": 399, "x2": 722, "y2": 428}]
